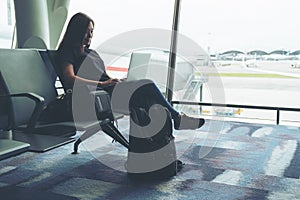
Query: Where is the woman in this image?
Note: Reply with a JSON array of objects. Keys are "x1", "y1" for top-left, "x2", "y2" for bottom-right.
[{"x1": 57, "y1": 12, "x2": 204, "y2": 130}]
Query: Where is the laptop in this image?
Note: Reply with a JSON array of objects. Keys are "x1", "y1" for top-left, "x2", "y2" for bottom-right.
[{"x1": 126, "y1": 52, "x2": 151, "y2": 81}]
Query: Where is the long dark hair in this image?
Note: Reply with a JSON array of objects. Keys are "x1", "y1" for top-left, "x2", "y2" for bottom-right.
[{"x1": 58, "y1": 12, "x2": 94, "y2": 50}]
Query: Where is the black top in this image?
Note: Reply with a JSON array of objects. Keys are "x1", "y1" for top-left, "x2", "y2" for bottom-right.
[{"x1": 57, "y1": 46, "x2": 110, "y2": 90}]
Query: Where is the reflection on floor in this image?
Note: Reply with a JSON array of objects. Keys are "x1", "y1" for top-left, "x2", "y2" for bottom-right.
[{"x1": 0, "y1": 117, "x2": 300, "y2": 200}]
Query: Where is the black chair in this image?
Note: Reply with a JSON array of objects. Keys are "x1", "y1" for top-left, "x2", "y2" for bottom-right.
[
  {"x1": 0, "y1": 93, "x2": 30, "y2": 160},
  {"x1": 42, "y1": 49, "x2": 129, "y2": 153},
  {"x1": 0, "y1": 49, "x2": 76, "y2": 153},
  {"x1": 0, "y1": 48, "x2": 128, "y2": 156}
]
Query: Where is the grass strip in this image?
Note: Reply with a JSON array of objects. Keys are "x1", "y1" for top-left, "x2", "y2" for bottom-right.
[{"x1": 199, "y1": 73, "x2": 295, "y2": 78}]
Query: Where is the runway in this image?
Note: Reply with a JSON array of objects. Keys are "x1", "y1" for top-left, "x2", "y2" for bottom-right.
[{"x1": 199, "y1": 60, "x2": 300, "y2": 126}]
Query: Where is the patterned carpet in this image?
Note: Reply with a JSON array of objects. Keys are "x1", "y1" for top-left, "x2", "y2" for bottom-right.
[{"x1": 0, "y1": 117, "x2": 300, "y2": 200}]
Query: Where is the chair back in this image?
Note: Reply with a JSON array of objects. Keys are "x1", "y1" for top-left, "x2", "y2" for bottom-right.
[{"x1": 0, "y1": 49, "x2": 57, "y2": 128}]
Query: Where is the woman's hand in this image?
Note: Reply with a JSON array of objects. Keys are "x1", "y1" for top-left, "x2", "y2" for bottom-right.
[
  {"x1": 100, "y1": 78, "x2": 120, "y2": 86},
  {"x1": 110, "y1": 78, "x2": 121, "y2": 83}
]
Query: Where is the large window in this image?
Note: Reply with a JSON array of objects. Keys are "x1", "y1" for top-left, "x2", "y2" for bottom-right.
[
  {"x1": 179, "y1": 0, "x2": 300, "y2": 124},
  {"x1": 5, "y1": 0, "x2": 299, "y2": 124},
  {"x1": 68, "y1": 0, "x2": 174, "y2": 79},
  {"x1": 68, "y1": 0, "x2": 174, "y2": 47},
  {"x1": 0, "y1": 0, "x2": 15, "y2": 48}
]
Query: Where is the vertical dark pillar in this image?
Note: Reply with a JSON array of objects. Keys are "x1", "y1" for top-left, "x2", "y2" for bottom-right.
[{"x1": 166, "y1": 0, "x2": 181, "y2": 103}]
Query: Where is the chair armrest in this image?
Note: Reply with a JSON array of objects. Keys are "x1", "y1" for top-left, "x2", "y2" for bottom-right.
[
  {"x1": 90, "y1": 90, "x2": 114, "y2": 120},
  {"x1": 0, "y1": 92, "x2": 45, "y2": 131},
  {"x1": 89, "y1": 90, "x2": 109, "y2": 97}
]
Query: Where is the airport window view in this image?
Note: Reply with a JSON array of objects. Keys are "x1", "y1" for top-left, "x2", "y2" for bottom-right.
[{"x1": 1, "y1": 0, "x2": 300, "y2": 125}]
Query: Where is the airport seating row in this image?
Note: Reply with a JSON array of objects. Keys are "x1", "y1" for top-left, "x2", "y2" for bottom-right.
[{"x1": 0, "y1": 48, "x2": 128, "y2": 160}]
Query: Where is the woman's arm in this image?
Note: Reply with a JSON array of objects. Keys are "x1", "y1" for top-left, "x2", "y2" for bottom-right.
[{"x1": 62, "y1": 62, "x2": 120, "y2": 87}]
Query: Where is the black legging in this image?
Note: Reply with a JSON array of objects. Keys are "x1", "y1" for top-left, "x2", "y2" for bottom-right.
[{"x1": 102, "y1": 81, "x2": 179, "y2": 119}]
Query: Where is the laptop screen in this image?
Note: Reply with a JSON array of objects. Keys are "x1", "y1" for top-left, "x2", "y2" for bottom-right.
[{"x1": 126, "y1": 52, "x2": 151, "y2": 81}]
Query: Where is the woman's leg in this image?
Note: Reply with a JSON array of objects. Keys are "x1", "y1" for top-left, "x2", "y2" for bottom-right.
[
  {"x1": 129, "y1": 82, "x2": 179, "y2": 119},
  {"x1": 97, "y1": 84, "x2": 115, "y2": 97},
  {"x1": 114, "y1": 79, "x2": 204, "y2": 130}
]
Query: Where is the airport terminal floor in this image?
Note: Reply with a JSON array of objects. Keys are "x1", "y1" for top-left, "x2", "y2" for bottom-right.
[{"x1": 0, "y1": 116, "x2": 299, "y2": 200}]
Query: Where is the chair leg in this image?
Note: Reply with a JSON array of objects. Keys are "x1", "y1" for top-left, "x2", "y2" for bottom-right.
[
  {"x1": 72, "y1": 126, "x2": 101, "y2": 154},
  {"x1": 101, "y1": 122, "x2": 129, "y2": 149},
  {"x1": 72, "y1": 121, "x2": 129, "y2": 154},
  {"x1": 72, "y1": 138, "x2": 82, "y2": 154}
]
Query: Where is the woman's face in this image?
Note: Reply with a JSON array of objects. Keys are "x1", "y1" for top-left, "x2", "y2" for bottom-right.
[{"x1": 82, "y1": 21, "x2": 94, "y2": 47}]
